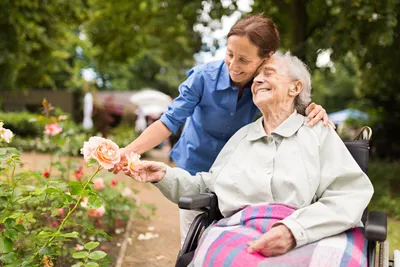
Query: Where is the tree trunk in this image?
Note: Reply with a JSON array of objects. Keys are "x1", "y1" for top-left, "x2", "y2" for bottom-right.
[{"x1": 291, "y1": 0, "x2": 308, "y2": 62}]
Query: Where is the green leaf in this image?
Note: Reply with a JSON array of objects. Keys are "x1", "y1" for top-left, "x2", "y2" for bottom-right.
[
  {"x1": 60, "y1": 231, "x2": 79, "y2": 238},
  {"x1": 0, "y1": 251, "x2": 18, "y2": 264},
  {"x1": 6, "y1": 148, "x2": 20, "y2": 155},
  {"x1": 0, "y1": 148, "x2": 6, "y2": 156},
  {"x1": 87, "y1": 158, "x2": 98, "y2": 167},
  {"x1": 17, "y1": 196, "x2": 31, "y2": 203},
  {"x1": 4, "y1": 229, "x2": 18, "y2": 241},
  {"x1": 71, "y1": 264, "x2": 82, "y2": 267},
  {"x1": 4, "y1": 218, "x2": 16, "y2": 228},
  {"x1": 85, "y1": 262, "x2": 99, "y2": 267},
  {"x1": 0, "y1": 236, "x2": 13, "y2": 253},
  {"x1": 84, "y1": 241, "x2": 99, "y2": 250},
  {"x1": 13, "y1": 224, "x2": 26, "y2": 232},
  {"x1": 72, "y1": 251, "x2": 89, "y2": 259},
  {"x1": 88, "y1": 250, "x2": 107, "y2": 260},
  {"x1": 45, "y1": 188, "x2": 60, "y2": 194},
  {"x1": 69, "y1": 181, "x2": 83, "y2": 195},
  {"x1": 88, "y1": 195, "x2": 103, "y2": 209}
]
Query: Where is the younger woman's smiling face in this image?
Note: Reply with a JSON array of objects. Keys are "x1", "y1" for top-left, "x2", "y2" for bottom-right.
[{"x1": 224, "y1": 35, "x2": 265, "y2": 88}]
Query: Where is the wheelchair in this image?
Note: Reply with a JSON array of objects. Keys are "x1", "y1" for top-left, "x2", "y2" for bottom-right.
[{"x1": 175, "y1": 127, "x2": 399, "y2": 267}]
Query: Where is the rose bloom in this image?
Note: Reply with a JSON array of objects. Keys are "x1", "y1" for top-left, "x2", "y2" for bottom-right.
[
  {"x1": 80, "y1": 137, "x2": 120, "y2": 170},
  {"x1": 87, "y1": 206, "x2": 106, "y2": 218},
  {"x1": 75, "y1": 167, "x2": 84, "y2": 181},
  {"x1": 80, "y1": 197, "x2": 89, "y2": 209},
  {"x1": 57, "y1": 208, "x2": 65, "y2": 217},
  {"x1": 93, "y1": 177, "x2": 105, "y2": 190},
  {"x1": 111, "y1": 180, "x2": 117, "y2": 186},
  {"x1": 44, "y1": 123, "x2": 63, "y2": 136},
  {"x1": 43, "y1": 171, "x2": 50, "y2": 178},
  {"x1": 58, "y1": 115, "x2": 67, "y2": 121},
  {"x1": 121, "y1": 187, "x2": 135, "y2": 199},
  {"x1": 126, "y1": 152, "x2": 143, "y2": 174},
  {"x1": 74, "y1": 244, "x2": 84, "y2": 251},
  {"x1": 0, "y1": 122, "x2": 13, "y2": 143}
]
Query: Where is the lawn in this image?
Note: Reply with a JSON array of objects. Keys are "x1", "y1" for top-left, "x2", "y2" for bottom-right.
[{"x1": 388, "y1": 217, "x2": 400, "y2": 258}]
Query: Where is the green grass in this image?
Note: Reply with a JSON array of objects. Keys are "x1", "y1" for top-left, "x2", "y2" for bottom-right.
[{"x1": 388, "y1": 217, "x2": 400, "y2": 258}]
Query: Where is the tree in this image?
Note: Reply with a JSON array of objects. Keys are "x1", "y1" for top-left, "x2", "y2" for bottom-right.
[
  {"x1": 0, "y1": 0, "x2": 89, "y2": 90},
  {"x1": 251, "y1": 0, "x2": 400, "y2": 158},
  {"x1": 84, "y1": 0, "x2": 237, "y2": 95}
]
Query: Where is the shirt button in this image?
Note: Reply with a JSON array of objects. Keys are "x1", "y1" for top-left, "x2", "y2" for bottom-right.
[
  {"x1": 230, "y1": 112, "x2": 234, "y2": 116},
  {"x1": 266, "y1": 170, "x2": 271, "y2": 175}
]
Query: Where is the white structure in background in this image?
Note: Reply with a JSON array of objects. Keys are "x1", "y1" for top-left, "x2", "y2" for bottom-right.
[
  {"x1": 130, "y1": 89, "x2": 172, "y2": 132},
  {"x1": 135, "y1": 107, "x2": 147, "y2": 133},
  {"x1": 83, "y1": 91, "x2": 94, "y2": 129}
]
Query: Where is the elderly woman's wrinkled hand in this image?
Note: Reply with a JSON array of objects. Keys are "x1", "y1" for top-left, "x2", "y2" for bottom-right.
[
  {"x1": 122, "y1": 160, "x2": 167, "y2": 183},
  {"x1": 110, "y1": 148, "x2": 129, "y2": 174},
  {"x1": 247, "y1": 224, "x2": 295, "y2": 257}
]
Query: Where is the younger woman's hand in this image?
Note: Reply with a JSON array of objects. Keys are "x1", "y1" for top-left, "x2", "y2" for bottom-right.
[{"x1": 305, "y1": 103, "x2": 335, "y2": 129}]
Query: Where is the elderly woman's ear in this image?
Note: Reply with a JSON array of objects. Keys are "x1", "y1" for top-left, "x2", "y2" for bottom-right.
[{"x1": 288, "y1": 81, "x2": 302, "y2": 97}]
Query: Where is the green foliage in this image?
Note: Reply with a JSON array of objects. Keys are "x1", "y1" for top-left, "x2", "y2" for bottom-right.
[
  {"x1": 0, "y1": 145, "x2": 138, "y2": 265},
  {"x1": 368, "y1": 159, "x2": 400, "y2": 219},
  {"x1": 251, "y1": 0, "x2": 400, "y2": 158},
  {"x1": 0, "y1": 0, "x2": 89, "y2": 90},
  {"x1": 85, "y1": 0, "x2": 237, "y2": 95},
  {"x1": 0, "y1": 111, "x2": 81, "y2": 137},
  {"x1": 311, "y1": 52, "x2": 361, "y2": 113}
]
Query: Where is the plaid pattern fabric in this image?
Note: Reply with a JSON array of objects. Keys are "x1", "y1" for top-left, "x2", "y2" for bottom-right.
[{"x1": 189, "y1": 203, "x2": 367, "y2": 267}]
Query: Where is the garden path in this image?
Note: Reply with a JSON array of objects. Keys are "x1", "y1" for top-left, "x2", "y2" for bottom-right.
[{"x1": 20, "y1": 149, "x2": 181, "y2": 267}]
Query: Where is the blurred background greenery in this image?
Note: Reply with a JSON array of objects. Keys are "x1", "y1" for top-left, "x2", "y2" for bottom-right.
[{"x1": 0, "y1": 0, "x2": 400, "y2": 249}]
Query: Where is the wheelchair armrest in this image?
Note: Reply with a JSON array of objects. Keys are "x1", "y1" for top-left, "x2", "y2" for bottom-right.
[
  {"x1": 178, "y1": 193, "x2": 216, "y2": 210},
  {"x1": 365, "y1": 210, "x2": 387, "y2": 242}
]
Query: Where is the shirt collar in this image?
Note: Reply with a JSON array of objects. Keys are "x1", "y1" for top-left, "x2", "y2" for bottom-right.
[
  {"x1": 247, "y1": 110, "x2": 305, "y2": 141},
  {"x1": 216, "y1": 62, "x2": 232, "y2": 91}
]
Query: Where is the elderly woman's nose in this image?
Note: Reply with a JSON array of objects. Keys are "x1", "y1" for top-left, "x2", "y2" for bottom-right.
[{"x1": 254, "y1": 75, "x2": 265, "y2": 84}]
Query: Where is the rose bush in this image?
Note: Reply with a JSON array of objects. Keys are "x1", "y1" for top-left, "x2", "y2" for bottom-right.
[{"x1": 0, "y1": 100, "x2": 144, "y2": 266}]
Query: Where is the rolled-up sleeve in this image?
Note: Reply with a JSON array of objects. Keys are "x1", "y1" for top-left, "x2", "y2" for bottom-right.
[
  {"x1": 159, "y1": 68, "x2": 204, "y2": 134},
  {"x1": 153, "y1": 166, "x2": 212, "y2": 204},
  {"x1": 279, "y1": 125, "x2": 374, "y2": 248}
]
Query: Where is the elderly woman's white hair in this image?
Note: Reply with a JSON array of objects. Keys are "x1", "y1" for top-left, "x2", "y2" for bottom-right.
[{"x1": 271, "y1": 51, "x2": 312, "y2": 115}]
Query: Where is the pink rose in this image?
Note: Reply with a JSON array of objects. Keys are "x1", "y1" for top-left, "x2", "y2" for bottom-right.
[
  {"x1": 44, "y1": 123, "x2": 63, "y2": 136},
  {"x1": 57, "y1": 208, "x2": 64, "y2": 217},
  {"x1": 80, "y1": 137, "x2": 120, "y2": 169},
  {"x1": 121, "y1": 187, "x2": 135, "y2": 199},
  {"x1": 126, "y1": 152, "x2": 143, "y2": 174},
  {"x1": 58, "y1": 115, "x2": 67, "y2": 121},
  {"x1": 74, "y1": 244, "x2": 84, "y2": 251},
  {"x1": 87, "y1": 206, "x2": 105, "y2": 218},
  {"x1": 80, "y1": 197, "x2": 88, "y2": 209},
  {"x1": 93, "y1": 177, "x2": 105, "y2": 190},
  {"x1": 0, "y1": 122, "x2": 13, "y2": 143}
]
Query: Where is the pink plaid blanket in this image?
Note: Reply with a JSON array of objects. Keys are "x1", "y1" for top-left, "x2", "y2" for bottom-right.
[{"x1": 189, "y1": 203, "x2": 367, "y2": 267}]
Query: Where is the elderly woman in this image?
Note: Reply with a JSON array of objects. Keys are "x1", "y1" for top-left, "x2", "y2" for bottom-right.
[{"x1": 124, "y1": 52, "x2": 374, "y2": 267}]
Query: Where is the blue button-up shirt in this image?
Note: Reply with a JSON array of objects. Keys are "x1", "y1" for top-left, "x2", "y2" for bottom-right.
[{"x1": 160, "y1": 60, "x2": 260, "y2": 175}]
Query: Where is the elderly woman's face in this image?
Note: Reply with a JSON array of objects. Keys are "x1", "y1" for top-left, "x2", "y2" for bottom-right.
[{"x1": 251, "y1": 58, "x2": 296, "y2": 108}]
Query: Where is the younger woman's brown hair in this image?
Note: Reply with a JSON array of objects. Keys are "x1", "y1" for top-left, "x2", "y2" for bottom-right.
[{"x1": 228, "y1": 14, "x2": 280, "y2": 58}]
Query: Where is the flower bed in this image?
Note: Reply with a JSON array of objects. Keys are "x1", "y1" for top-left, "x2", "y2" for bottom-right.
[{"x1": 0, "y1": 100, "x2": 147, "y2": 266}]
